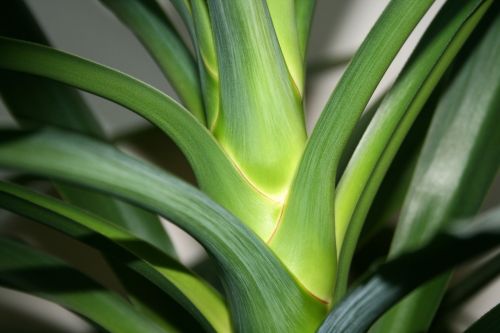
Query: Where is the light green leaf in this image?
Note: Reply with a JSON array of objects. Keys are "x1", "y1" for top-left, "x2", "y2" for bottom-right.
[
  {"x1": 373, "y1": 7, "x2": 500, "y2": 332},
  {"x1": 0, "y1": 128, "x2": 327, "y2": 332},
  {"x1": 0, "y1": 37, "x2": 279, "y2": 238},
  {"x1": 0, "y1": 1, "x2": 176, "y2": 256},
  {"x1": 318, "y1": 208, "x2": 500, "y2": 333},
  {"x1": 334, "y1": 0, "x2": 493, "y2": 300},
  {"x1": 0, "y1": 180, "x2": 229, "y2": 333},
  {"x1": 266, "y1": 0, "x2": 304, "y2": 90},
  {"x1": 207, "y1": 0, "x2": 307, "y2": 199},
  {"x1": 100, "y1": 0, "x2": 205, "y2": 122},
  {"x1": 270, "y1": 0, "x2": 435, "y2": 302},
  {"x1": 295, "y1": 0, "x2": 316, "y2": 59},
  {"x1": 0, "y1": 237, "x2": 169, "y2": 333}
]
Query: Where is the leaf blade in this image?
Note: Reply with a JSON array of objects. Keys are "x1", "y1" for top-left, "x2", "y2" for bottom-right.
[
  {"x1": 100, "y1": 0, "x2": 205, "y2": 122},
  {"x1": 207, "y1": 0, "x2": 307, "y2": 198},
  {"x1": 0, "y1": 180, "x2": 229, "y2": 333},
  {"x1": 373, "y1": 7, "x2": 500, "y2": 331},
  {"x1": 318, "y1": 208, "x2": 500, "y2": 333},
  {"x1": 0, "y1": 36, "x2": 278, "y2": 238},
  {"x1": 270, "y1": 0, "x2": 435, "y2": 301},
  {"x1": 0, "y1": 128, "x2": 327, "y2": 332},
  {"x1": 0, "y1": 238, "x2": 169, "y2": 333},
  {"x1": 334, "y1": 0, "x2": 494, "y2": 300},
  {"x1": 0, "y1": 1, "x2": 176, "y2": 256}
]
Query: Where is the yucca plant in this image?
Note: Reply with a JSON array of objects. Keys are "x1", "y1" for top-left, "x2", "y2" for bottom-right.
[{"x1": 0, "y1": 0, "x2": 499, "y2": 332}]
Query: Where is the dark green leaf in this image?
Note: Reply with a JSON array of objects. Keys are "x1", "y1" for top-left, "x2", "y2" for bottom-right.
[
  {"x1": 373, "y1": 7, "x2": 500, "y2": 332},
  {"x1": 0, "y1": 180, "x2": 229, "y2": 333},
  {"x1": 0, "y1": 0, "x2": 176, "y2": 256},
  {"x1": 318, "y1": 208, "x2": 500, "y2": 333},
  {"x1": 0, "y1": 36, "x2": 278, "y2": 238},
  {"x1": 0, "y1": 237, "x2": 169, "y2": 333},
  {"x1": 335, "y1": 2, "x2": 493, "y2": 298},
  {"x1": 0, "y1": 128, "x2": 327, "y2": 332},
  {"x1": 100, "y1": 0, "x2": 204, "y2": 122}
]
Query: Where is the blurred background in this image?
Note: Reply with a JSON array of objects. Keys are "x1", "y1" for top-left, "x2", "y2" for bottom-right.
[{"x1": 0, "y1": 0, "x2": 498, "y2": 332}]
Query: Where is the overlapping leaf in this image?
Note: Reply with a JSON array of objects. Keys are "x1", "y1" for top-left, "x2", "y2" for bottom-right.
[
  {"x1": 207, "y1": 0, "x2": 307, "y2": 200},
  {"x1": 0, "y1": 0, "x2": 175, "y2": 255},
  {"x1": 373, "y1": 7, "x2": 500, "y2": 331},
  {"x1": 318, "y1": 208, "x2": 500, "y2": 333},
  {"x1": 334, "y1": 0, "x2": 494, "y2": 299},
  {"x1": 0, "y1": 180, "x2": 229, "y2": 333},
  {"x1": 100, "y1": 0, "x2": 204, "y2": 121},
  {"x1": 0, "y1": 237, "x2": 169, "y2": 333},
  {"x1": 0, "y1": 37, "x2": 279, "y2": 237},
  {"x1": 0, "y1": 128, "x2": 326, "y2": 332},
  {"x1": 270, "y1": 0, "x2": 436, "y2": 301}
]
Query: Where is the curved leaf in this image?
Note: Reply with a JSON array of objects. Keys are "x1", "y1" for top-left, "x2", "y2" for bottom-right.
[
  {"x1": 373, "y1": 8, "x2": 500, "y2": 332},
  {"x1": 0, "y1": 37, "x2": 278, "y2": 238},
  {"x1": 0, "y1": 180, "x2": 229, "y2": 333},
  {"x1": 0, "y1": 128, "x2": 326, "y2": 332},
  {"x1": 318, "y1": 208, "x2": 500, "y2": 333},
  {"x1": 100, "y1": 0, "x2": 204, "y2": 122},
  {"x1": 0, "y1": 0, "x2": 175, "y2": 256},
  {"x1": 270, "y1": 0, "x2": 435, "y2": 301},
  {"x1": 335, "y1": 0, "x2": 493, "y2": 300},
  {"x1": 0, "y1": 237, "x2": 169, "y2": 333},
  {"x1": 189, "y1": 0, "x2": 219, "y2": 130},
  {"x1": 295, "y1": 0, "x2": 316, "y2": 59}
]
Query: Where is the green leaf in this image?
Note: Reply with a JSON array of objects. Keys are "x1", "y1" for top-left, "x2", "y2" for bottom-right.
[
  {"x1": 0, "y1": 128, "x2": 327, "y2": 332},
  {"x1": 169, "y1": 0, "x2": 194, "y2": 35},
  {"x1": 100, "y1": 0, "x2": 205, "y2": 122},
  {"x1": 0, "y1": 180, "x2": 229, "y2": 333},
  {"x1": 0, "y1": 2, "x2": 102, "y2": 137},
  {"x1": 269, "y1": 0, "x2": 435, "y2": 302},
  {"x1": 373, "y1": 7, "x2": 500, "y2": 332},
  {"x1": 114, "y1": 125, "x2": 197, "y2": 184},
  {"x1": 318, "y1": 207, "x2": 500, "y2": 333},
  {"x1": 0, "y1": 237, "x2": 169, "y2": 333},
  {"x1": 334, "y1": 0, "x2": 493, "y2": 300},
  {"x1": 0, "y1": 1, "x2": 175, "y2": 256},
  {"x1": 0, "y1": 36, "x2": 279, "y2": 238},
  {"x1": 465, "y1": 302, "x2": 500, "y2": 333},
  {"x1": 189, "y1": 0, "x2": 220, "y2": 130},
  {"x1": 295, "y1": 0, "x2": 316, "y2": 59},
  {"x1": 207, "y1": 0, "x2": 307, "y2": 198},
  {"x1": 266, "y1": 0, "x2": 304, "y2": 90}
]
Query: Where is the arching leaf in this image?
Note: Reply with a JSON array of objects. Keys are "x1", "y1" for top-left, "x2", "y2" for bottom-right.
[
  {"x1": 318, "y1": 208, "x2": 500, "y2": 333},
  {"x1": 0, "y1": 128, "x2": 327, "y2": 332},
  {"x1": 0, "y1": 237, "x2": 169, "y2": 333},
  {"x1": 0, "y1": 180, "x2": 229, "y2": 333}
]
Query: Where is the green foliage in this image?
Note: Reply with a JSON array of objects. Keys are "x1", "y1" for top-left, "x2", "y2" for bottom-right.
[{"x1": 0, "y1": 0, "x2": 498, "y2": 332}]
